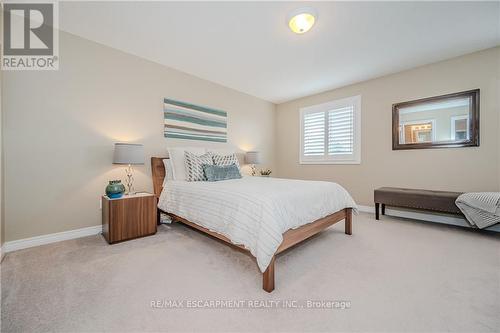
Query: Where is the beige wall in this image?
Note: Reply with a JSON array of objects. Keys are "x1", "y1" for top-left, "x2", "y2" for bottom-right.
[
  {"x1": 3, "y1": 31, "x2": 276, "y2": 241},
  {"x1": 497, "y1": 48, "x2": 500, "y2": 193},
  {"x1": 276, "y1": 47, "x2": 500, "y2": 206},
  {"x1": 1, "y1": 57, "x2": 4, "y2": 248},
  {"x1": 0, "y1": 8, "x2": 3, "y2": 248}
]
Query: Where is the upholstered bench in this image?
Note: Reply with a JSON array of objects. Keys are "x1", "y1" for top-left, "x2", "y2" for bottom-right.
[{"x1": 374, "y1": 187, "x2": 464, "y2": 220}]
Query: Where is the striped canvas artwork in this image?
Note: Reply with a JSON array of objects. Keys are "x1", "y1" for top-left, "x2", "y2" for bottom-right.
[{"x1": 163, "y1": 98, "x2": 227, "y2": 143}]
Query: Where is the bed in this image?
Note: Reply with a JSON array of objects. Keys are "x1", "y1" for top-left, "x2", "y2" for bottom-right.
[{"x1": 151, "y1": 157, "x2": 357, "y2": 292}]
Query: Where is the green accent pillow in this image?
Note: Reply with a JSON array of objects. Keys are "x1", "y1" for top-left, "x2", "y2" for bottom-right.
[{"x1": 202, "y1": 164, "x2": 242, "y2": 182}]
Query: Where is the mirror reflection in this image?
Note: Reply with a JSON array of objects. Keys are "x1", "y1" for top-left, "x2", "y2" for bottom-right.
[{"x1": 398, "y1": 97, "x2": 470, "y2": 144}]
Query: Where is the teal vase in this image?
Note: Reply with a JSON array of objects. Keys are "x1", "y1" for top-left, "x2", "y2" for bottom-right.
[{"x1": 106, "y1": 180, "x2": 125, "y2": 199}]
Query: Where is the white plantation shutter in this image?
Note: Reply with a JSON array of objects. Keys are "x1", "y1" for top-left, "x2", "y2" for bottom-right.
[
  {"x1": 303, "y1": 111, "x2": 325, "y2": 156},
  {"x1": 328, "y1": 106, "x2": 354, "y2": 155},
  {"x1": 300, "y1": 95, "x2": 361, "y2": 164}
]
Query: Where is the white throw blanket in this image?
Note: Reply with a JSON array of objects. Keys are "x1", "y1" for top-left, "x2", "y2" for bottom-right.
[
  {"x1": 455, "y1": 192, "x2": 500, "y2": 229},
  {"x1": 158, "y1": 177, "x2": 357, "y2": 272}
]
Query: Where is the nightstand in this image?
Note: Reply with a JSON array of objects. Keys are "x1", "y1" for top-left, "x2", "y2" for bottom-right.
[{"x1": 101, "y1": 192, "x2": 157, "y2": 244}]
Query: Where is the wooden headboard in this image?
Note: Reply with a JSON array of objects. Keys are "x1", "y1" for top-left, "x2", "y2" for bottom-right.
[{"x1": 151, "y1": 157, "x2": 168, "y2": 198}]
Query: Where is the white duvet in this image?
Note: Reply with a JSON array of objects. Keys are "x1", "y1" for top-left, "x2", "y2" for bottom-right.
[{"x1": 158, "y1": 176, "x2": 357, "y2": 272}]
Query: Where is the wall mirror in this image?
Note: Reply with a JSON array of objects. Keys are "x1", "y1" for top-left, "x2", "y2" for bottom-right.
[{"x1": 392, "y1": 89, "x2": 479, "y2": 150}]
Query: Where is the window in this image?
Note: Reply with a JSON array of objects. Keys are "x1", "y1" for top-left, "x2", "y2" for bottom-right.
[
  {"x1": 300, "y1": 95, "x2": 361, "y2": 164},
  {"x1": 450, "y1": 115, "x2": 469, "y2": 141}
]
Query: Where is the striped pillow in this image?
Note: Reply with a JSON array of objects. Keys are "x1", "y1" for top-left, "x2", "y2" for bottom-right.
[
  {"x1": 184, "y1": 151, "x2": 213, "y2": 181},
  {"x1": 212, "y1": 153, "x2": 240, "y2": 170}
]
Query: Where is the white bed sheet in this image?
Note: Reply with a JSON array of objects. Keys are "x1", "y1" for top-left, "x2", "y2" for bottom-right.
[{"x1": 158, "y1": 176, "x2": 357, "y2": 272}]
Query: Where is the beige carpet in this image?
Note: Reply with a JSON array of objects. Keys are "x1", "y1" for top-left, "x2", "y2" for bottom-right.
[{"x1": 1, "y1": 213, "x2": 499, "y2": 332}]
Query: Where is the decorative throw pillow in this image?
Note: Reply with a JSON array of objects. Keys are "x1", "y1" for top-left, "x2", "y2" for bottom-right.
[
  {"x1": 211, "y1": 153, "x2": 241, "y2": 170},
  {"x1": 167, "y1": 147, "x2": 206, "y2": 181},
  {"x1": 184, "y1": 151, "x2": 213, "y2": 181},
  {"x1": 203, "y1": 164, "x2": 242, "y2": 182}
]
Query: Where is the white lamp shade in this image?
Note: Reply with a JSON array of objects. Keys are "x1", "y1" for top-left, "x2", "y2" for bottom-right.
[
  {"x1": 113, "y1": 143, "x2": 144, "y2": 165},
  {"x1": 245, "y1": 151, "x2": 261, "y2": 164}
]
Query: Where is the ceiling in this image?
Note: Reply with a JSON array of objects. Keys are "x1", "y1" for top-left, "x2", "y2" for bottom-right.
[{"x1": 59, "y1": 1, "x2": 500, "y2": 104}]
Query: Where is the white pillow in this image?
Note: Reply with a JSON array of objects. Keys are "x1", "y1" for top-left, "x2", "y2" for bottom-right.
[
  {"x1": 167, "y1": 147, "x2": 206, "y2": 181},
  {"x1": 162, "y1": 159, "x2": 174, "y2": 188}
]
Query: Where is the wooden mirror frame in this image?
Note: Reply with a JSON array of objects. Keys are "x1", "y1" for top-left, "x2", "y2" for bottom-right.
[{"x1": 392, "y1": 89, "x2": 480, "y2": 150}]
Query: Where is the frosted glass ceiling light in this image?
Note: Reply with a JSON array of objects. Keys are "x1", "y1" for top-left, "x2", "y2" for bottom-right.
[{"x1": 288, "y1": 7, "x2": 317, "y2": 34}]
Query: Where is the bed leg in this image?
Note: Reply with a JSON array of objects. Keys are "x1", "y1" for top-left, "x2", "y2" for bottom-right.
[
  {"x1": 263, "y1": 256, "x2": 275, "y2": 293},
  {"x1": 155, "y1": 197, "x2": 161, "y2": 226},
  {"x1": 345, "y1": 208, "x2": 352, "y2": 235}
]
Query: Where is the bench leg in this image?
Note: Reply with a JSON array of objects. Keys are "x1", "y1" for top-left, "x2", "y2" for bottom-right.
[
  {"x1": 263, "y1": 256, "x2": 275, "y2": 293},
  {"x1": 381, "y1": 204, "x2": 385, "y2": 216},
  {"x1": 375, "y1": 203, "x2": 380, "y2": 220}
]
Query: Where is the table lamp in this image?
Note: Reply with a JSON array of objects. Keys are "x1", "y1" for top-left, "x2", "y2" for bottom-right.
[
  {"x1": 245, "y1": 151, "x2": 261, "y2": 176},
  {"x1": 113, "y1": 143, "x2": 144, "y2": 194}
]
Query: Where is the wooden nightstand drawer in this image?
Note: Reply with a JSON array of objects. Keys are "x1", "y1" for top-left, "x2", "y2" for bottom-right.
[{"x1": 102, "y1": 193, "x2": 156, "y2": 244}]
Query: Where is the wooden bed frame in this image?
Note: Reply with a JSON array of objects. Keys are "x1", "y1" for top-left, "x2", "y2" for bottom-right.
[{"x1": 151, "y1": 157, "x2": 353, "y2": 292}]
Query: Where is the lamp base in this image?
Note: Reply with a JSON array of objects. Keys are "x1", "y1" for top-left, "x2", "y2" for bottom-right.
[
  {"x1": 251, "y1": 164, "x2": 257, "y2": 176},
  {"x1": 125, "y1": 164, "x2": 135, "y2": 194}
]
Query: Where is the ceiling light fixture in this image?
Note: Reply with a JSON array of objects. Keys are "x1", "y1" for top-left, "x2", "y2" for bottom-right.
[{"x1": 287, "y1": 7, "x2": 317, "y2": 34}]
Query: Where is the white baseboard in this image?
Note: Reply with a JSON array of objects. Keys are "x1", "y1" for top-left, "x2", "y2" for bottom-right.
[
  {"x1": 357, "y1": 204, "x2": 469, "y2": 226},
  {"x1": 357, "y1": 205, "x2": 500, "y2": 232},
  {"x1": 3, "y1": 225, "x2": 102, "y2": 253}
]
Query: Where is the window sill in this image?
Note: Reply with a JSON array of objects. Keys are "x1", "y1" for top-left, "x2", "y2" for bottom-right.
[{"x1": 299, "y1": 160, "x2": 361, "y2": 165}]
